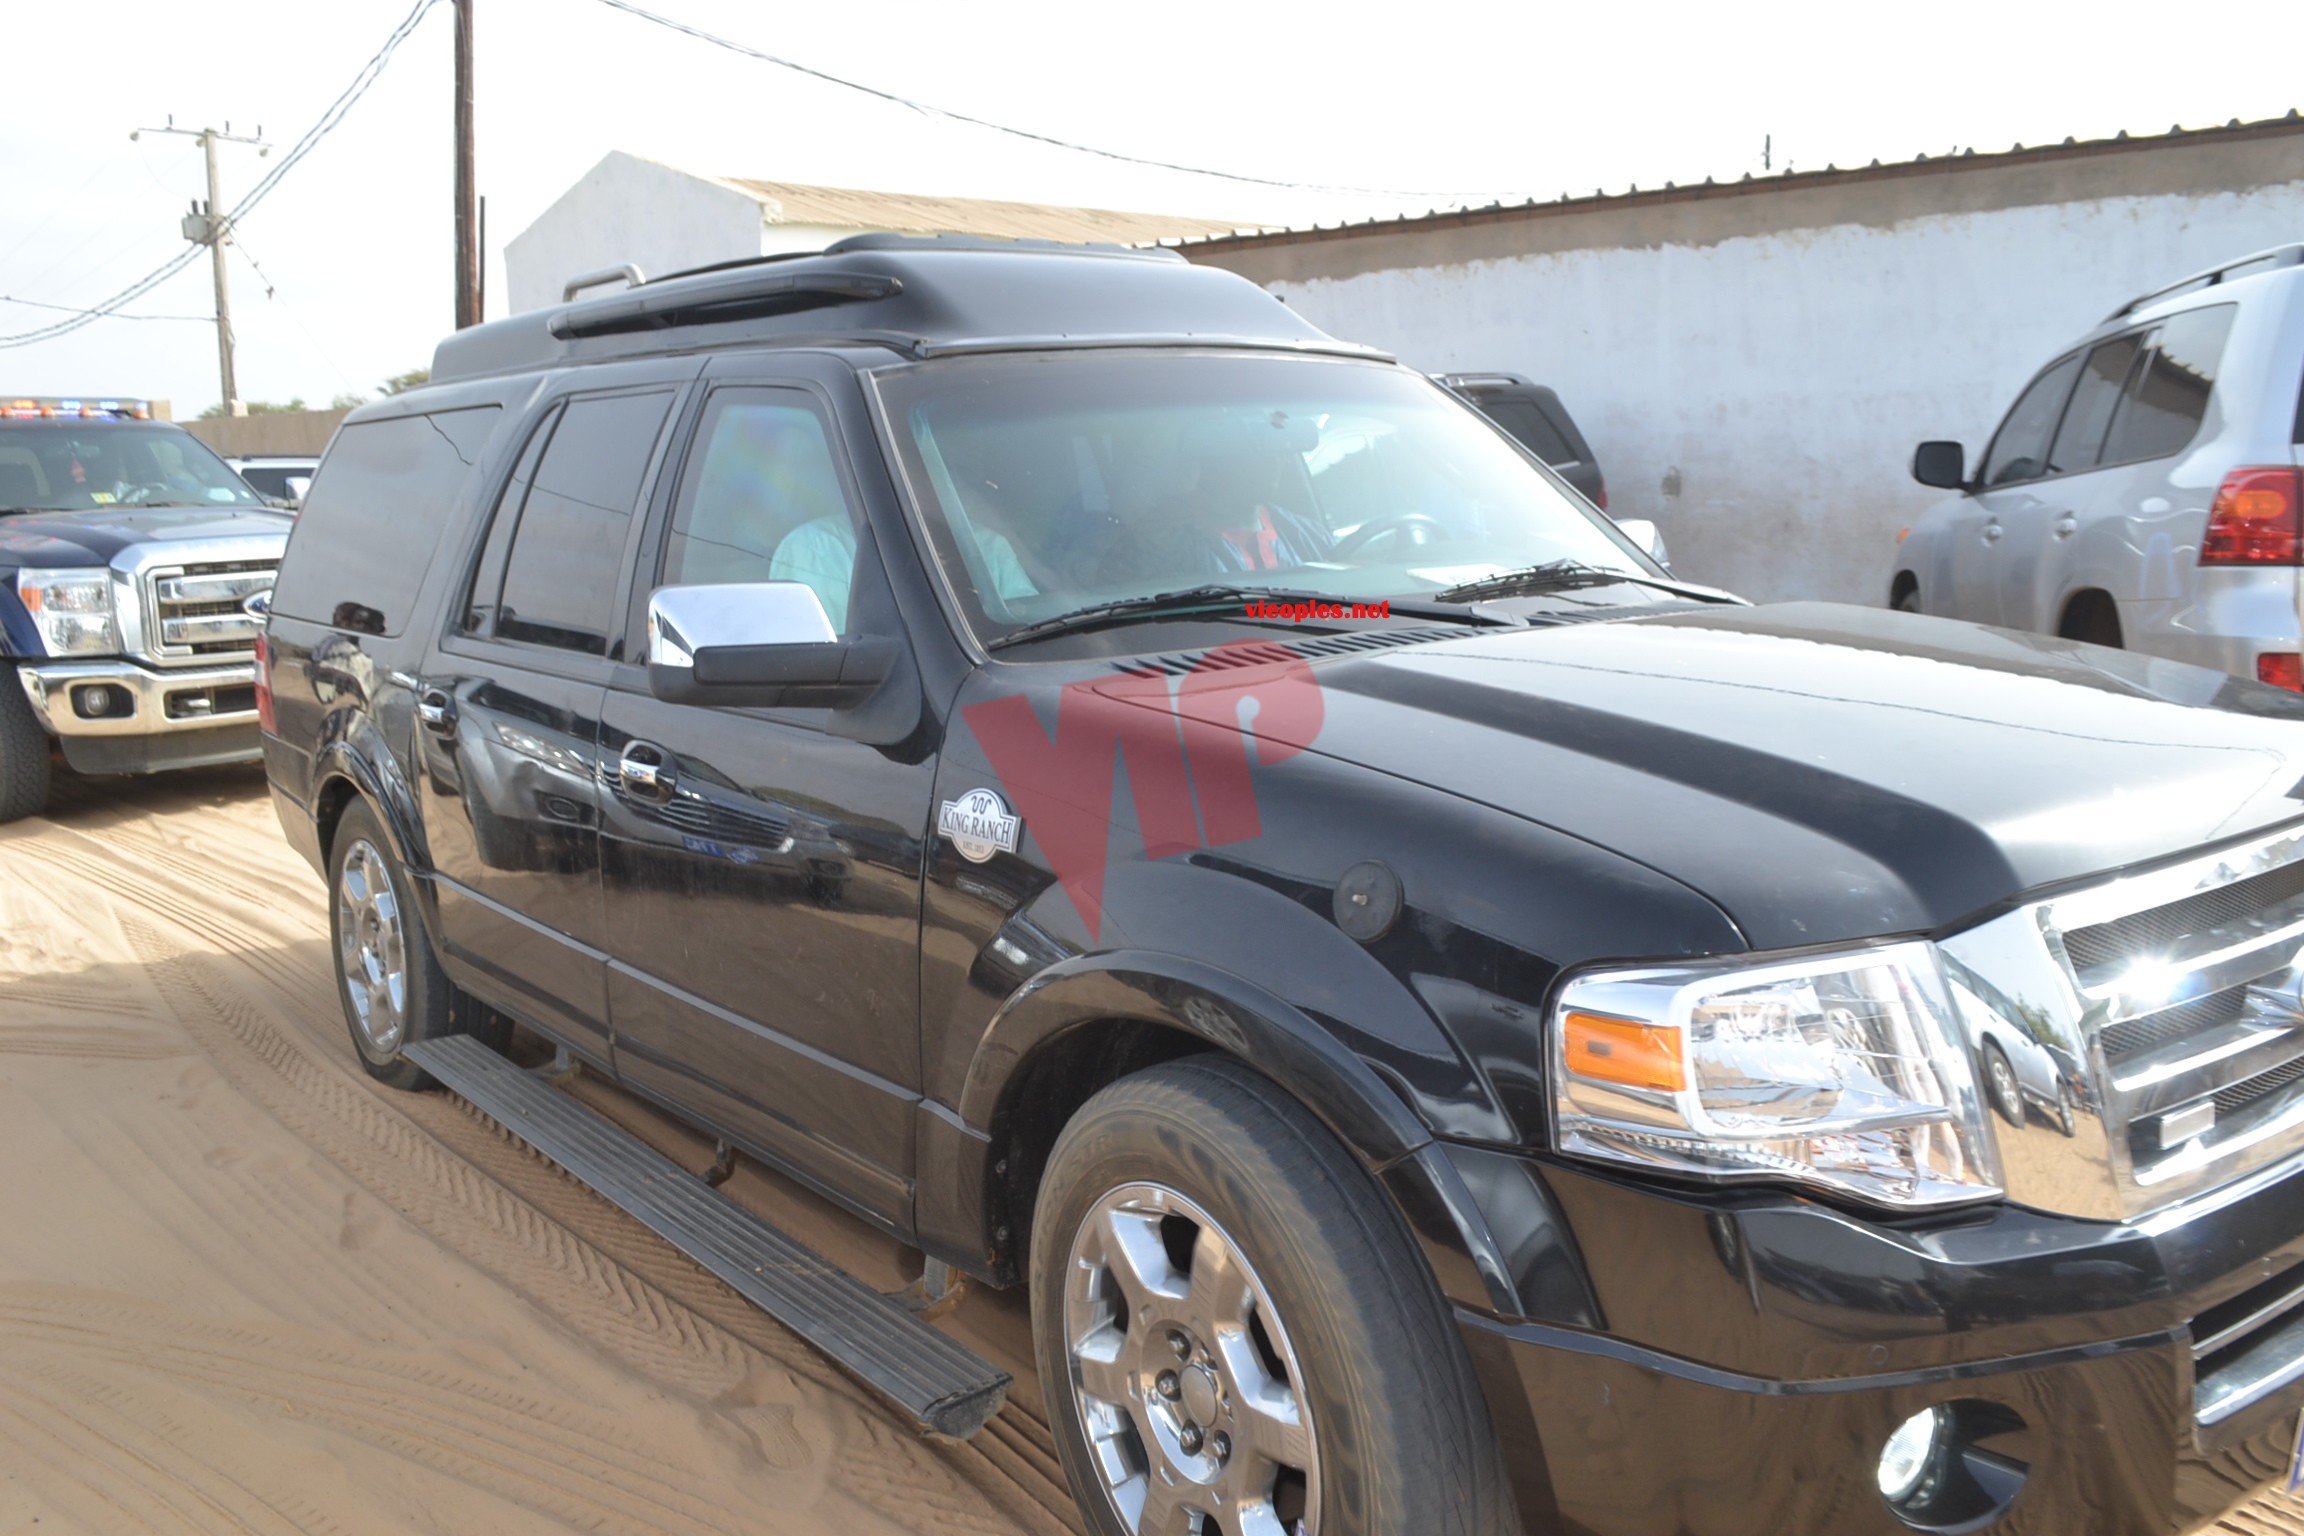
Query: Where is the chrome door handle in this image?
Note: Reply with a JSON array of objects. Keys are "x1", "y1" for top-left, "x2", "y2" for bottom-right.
[
  {"x1": 619, "y1": 742, "x2": 675, "y2": 799},
  {"x1": 1982, "y1": 521, "x2": 2004, "y2": 543},
  {"x1": 417, "y1": 689, "x2": 456, "y2": 734},
  {"x1": 2054, "y1": 514, "x2": 2079, "y2": 538}
]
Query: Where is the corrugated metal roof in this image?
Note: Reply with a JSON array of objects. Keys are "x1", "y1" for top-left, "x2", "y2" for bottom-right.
[
  {"x1": 723, "y1": 178, "x2": 1245, "y2": 247},
  {"x1": 1164, "y1": 110, "x2": 2304, "y2": 254}
]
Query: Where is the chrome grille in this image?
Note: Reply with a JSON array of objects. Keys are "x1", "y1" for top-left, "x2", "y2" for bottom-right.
[
  {"x1": 2193, "y1": 1262, "x2": 2304, "y2": 1437},
  {"x1": 2064, "y1": 858, "x2": 2304, "y2": 977},
  {"x1": 139, "y1": 557, "x2": 277, "y2": 665},
  {"x1": 2099, "y1": 987, "x2": 2249, "y2": 1062},
  {"x1": 1940, "y1": 824, "x2": 2304, "y2": 1222}
]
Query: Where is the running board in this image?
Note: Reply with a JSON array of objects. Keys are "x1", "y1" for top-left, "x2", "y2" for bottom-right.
[{"x1": 403, "y1": 1034, "x2": 1011, "y2": 1438}]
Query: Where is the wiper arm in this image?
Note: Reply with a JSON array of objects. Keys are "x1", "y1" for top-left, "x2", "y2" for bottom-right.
[
  {"x1": 1429, "y1": 559, "x2": 1724, "y2": 604},
  {"x1": 986, "y1": 583, "x2": 1520, "y2": 651}
]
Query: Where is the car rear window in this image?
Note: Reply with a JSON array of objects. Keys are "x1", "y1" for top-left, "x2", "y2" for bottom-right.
[
  {"x1": 1477, "y1": 397, "x2": 1576, "y2": 464},
  {"x1": 271, "y1": 406, "x2": 501, "y2": 635},
  {"x1": 2101, "y1": 304, "x2": 2237, "y2": 466}
]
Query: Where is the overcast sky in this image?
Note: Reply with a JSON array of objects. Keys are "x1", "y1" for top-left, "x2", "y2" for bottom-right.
[{"x1": 4, "y1": 0, "x2": 2299, "y2": 419}]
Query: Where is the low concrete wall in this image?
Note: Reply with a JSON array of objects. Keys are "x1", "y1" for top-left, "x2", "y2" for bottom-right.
[
  {"x1": 1185, "y1": 123, "x2": 2304, "y2": 606},
  {"x1": 181, "y1": 409, "x2": 348, "y2": 459}
]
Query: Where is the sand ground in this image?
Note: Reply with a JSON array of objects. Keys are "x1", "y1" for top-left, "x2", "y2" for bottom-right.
[{"x1": 4, "y1": 761, "x2": 2304, "y2": 1535}]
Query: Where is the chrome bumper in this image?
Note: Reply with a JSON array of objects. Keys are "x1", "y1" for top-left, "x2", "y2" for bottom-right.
[{"x1": 16, "y1": 658, "x2": 259, "y2": 737}]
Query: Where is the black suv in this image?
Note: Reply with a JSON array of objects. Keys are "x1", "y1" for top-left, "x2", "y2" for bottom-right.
[{"x1": 264, "y1": 236, "x2": 2304, "y2": 1536}]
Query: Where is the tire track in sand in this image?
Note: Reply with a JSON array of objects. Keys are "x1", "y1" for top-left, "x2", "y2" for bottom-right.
[{"x1": 7, "y1": 819, "x2": 1077, "y2": 1535}]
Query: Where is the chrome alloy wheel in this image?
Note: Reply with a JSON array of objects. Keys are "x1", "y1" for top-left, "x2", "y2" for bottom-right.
[
  {"x1": 336, "y1": 838, "x2": 408, "y2": 1059},
  {"x1": 1064, "y1": 1182, "x2": 1319, "y2": 1535}
]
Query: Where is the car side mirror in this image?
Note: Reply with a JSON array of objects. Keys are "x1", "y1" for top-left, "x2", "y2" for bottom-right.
[
  {"x1": 1912, "y1": 441, "x2": 1968, "y2": 490},
  {"x1": 1611, "y1": 516, "x2": 1671, "y2": 570},
  {"x1": 646, "y1": 582, "x2": 897, "y2": 709}
]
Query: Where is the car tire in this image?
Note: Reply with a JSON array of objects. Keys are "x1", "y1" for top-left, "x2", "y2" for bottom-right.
[
  {"x1": 1893, "y1": 583, "x2": 1922, "y2": 614},
  {"x1": 1030, "y1": 1055, "x2": 1517, "y2": 1536},
  {"x1": 1983, "y1": 1042, "x2": 2024, "y2": 1127},
  {"x1": 0, "y1": 669, "x2": 54, "y2": 824},
  {"x1": 328, "y1": 799, "x2": 507, "y2": 1090},
  {"x1": 2056, "y1": 1083, "x2": 2078, "y2": 1138}
]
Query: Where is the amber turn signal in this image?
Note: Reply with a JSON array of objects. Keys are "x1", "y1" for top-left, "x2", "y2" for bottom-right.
[{"x1": 1562, "y1": 1011, "x2": 1686, "y2": 1092}]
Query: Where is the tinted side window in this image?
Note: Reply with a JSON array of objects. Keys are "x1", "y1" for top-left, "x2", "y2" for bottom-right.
[
  {"x1": 492, "y1": 391, "x2": 674, "y2": 655},
  {"x1": 271, "y1": 406, "x2": 501, "y2": 635},
  {"x1": 2103, "y1": 304, "x2": 2237, "y2": 466},
  {"x1": 1478, "y1": 397, "x2": 1575, "y2": 463},
  {"x1": 1981, "y1": 355, "x2": 2083, "y2": 487},
  {"x1": 2047, "y1": 335, "x2": 2144, "y2": 476}
]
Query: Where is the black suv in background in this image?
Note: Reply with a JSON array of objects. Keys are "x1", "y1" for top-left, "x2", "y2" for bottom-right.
[
  {"x1": 1435, "y1": 372, "x2": 1607, "y2": 508},
  {"x1": 264, "y1": 237, "x2": 2304, "y2": 1536}
]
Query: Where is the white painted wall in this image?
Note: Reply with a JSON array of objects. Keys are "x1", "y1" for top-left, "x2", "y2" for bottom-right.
[
  {"x1": 505, "y1": 152, "x2": 763, "y2": 315},
  {"x1": 1205, "y1": 169, "x2": 2304, "y2": 605}
]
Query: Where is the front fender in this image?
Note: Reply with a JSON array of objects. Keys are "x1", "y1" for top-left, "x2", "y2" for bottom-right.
[
  {"x1": 962, "y1": 949, "x2": 1436, "y2": 1165},
  {"x1": 937, "y1": 949, "x2": 1599, "y2": 1326}
]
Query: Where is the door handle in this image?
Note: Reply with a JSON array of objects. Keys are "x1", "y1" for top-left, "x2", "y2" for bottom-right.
[
  {"x1": 2054, "y1": 514, "x2": 2079, "y2": 538},
  {"x1": 619, "y1": 741, "x2": 676, "y2": 800},
  {"x1": 1982, "y1": 521, "x2": 2004, "y2": 543},
  {"x1": 417, "y1": 689, "x2": 457, "y2": 734}
]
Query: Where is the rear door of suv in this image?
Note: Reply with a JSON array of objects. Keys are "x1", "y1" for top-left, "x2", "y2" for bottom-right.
[
  {"x1": 416, "y1": 359, "x2": 698, "y2": 1069},
  {"x1": 594, "y1": 355, "x2": 936, "y2": 1231}
]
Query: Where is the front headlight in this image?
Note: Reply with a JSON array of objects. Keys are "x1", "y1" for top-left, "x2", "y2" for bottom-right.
[
  {"x1": 1551, "y1": 940, "x2": 2000, "y2": 1209},
  {"x1": 16, "y1": 568, "x2": 120, "y2": 657}
]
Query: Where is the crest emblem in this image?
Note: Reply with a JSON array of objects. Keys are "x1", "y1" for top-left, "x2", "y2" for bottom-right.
[{"x1": 938, "y1": 787, "x2": 1021, "y2": 863}]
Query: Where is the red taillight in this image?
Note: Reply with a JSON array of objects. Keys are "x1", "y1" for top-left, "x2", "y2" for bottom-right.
[
  {"x1": 1593, "y1": 481, "x2": 1608, "y2": 512},
  {"x1": 2201, "y1": 467, "x2": 2304, "y2": 565},
  {"x1": 2259, "y1": 654, "x2": 2304, "y2": 691},
  {"x1": 253, "y1": 632, "x2": 276, "y2": 734}
]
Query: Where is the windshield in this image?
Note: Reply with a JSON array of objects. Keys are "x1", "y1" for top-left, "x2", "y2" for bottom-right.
[
  {"x1": 0, "y1": 423, "x2": 265, "y2": 512},
  {"x1": 875, "y1": 352, "x2": 1658, "y2": 644}
]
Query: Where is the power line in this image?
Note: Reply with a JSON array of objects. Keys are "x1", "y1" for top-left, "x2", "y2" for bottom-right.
[
  {"x1": 0, "y1": 0, "x2": 443, "y2": 350},
  {"x1": 589, "y1": 0, "x2": 1508, "y2": 203},
  {"x1": 0, "y1": 295, "x2": 213, "y2": 323}
]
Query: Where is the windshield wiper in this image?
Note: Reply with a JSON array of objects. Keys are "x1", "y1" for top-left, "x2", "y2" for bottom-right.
[
  {"x1": 1429, "y1": 559, "x2": 1725, "y2": 605},
  {"x1": 986, "y1": 583, "x2": 1519, "y2": 651}
]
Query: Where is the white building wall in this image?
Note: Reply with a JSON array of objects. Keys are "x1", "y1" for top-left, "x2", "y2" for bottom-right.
[
  {"x1": 505, "y1": 152, "x2": 763, "y2": 315},
  {"x1": 1192, "y1": 137, "x2": 2304, "y2": 606}
]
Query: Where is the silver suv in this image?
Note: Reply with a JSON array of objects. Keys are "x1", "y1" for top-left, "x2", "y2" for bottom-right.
[{"x1": 1893, "y1": 244, "x2": 2304, "y2": 687}]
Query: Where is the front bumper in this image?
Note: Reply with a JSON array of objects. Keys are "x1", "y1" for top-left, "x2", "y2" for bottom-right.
[
  {"x1": 1463, "y1": 1151, "x2": 2304, "y2": 1535},
  {"x1": 18, "y1": 658, "x2": 260, "y2": 737},
  {"x1": 16, "y1": 659, "x2": 262, "y2": 775}
]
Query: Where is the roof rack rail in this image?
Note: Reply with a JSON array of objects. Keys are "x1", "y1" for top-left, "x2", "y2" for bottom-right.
[
  {"x1": 548, "y1": 269, "x2": 902, "y2": 340},
  {"x1": 2105, "y1": 244, "x2": 2304, "y2": 321},
  {"x1": 563, "y1": 263, "x2": 646, "y2": 302}
]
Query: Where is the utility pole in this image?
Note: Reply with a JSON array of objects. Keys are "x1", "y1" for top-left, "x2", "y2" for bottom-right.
[
  {"x1": 134, "y1": 117, "x2": 267, "y2": 415},
  {"x1": 454, "y1": 0, "x2": 479, "y2": 329}
]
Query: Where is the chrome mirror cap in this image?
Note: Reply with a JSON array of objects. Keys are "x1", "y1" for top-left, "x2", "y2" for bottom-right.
[{"x1": 647, "y1": 583, "x2": 837, "y2": 668}]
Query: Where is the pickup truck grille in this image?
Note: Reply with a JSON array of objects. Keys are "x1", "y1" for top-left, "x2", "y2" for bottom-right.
[{"x1": 139, "y1": 558, "x2": 277, "y2": 664}]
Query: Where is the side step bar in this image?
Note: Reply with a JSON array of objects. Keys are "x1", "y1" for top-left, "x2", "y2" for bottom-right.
[{"x1": 403, "y1": 1034, "x2": 1011, "y2": 1438}]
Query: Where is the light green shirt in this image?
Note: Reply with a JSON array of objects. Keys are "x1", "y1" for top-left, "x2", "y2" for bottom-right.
[{"x1": 772, "y1": 515, "x2": 1034, "y2": 631}]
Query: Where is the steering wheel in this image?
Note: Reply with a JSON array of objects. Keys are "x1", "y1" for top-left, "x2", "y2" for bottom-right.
[{"x1": 1333, "y1": 511, "x2": 1447, "y2": 559}]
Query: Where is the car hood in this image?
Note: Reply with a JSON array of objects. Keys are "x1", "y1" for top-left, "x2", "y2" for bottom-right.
[
  {"x1": 1155, "y1": 602, "x2": 2304, "y2": 950},
  {"x1": 0, "y1": 506, "x2": 291, "y2": 565}
]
